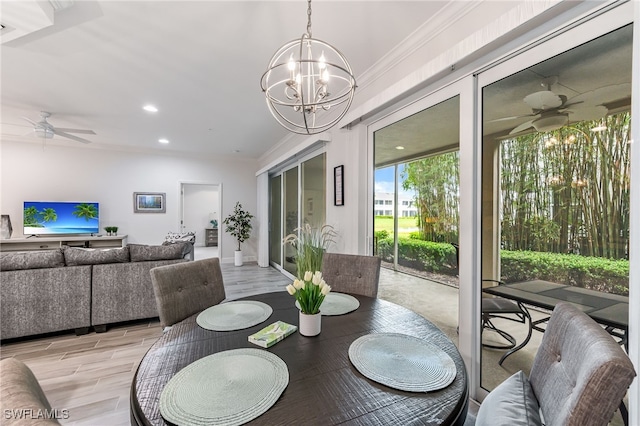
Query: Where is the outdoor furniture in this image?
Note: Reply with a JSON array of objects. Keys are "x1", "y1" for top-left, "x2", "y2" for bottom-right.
[
  {"x1": 321, "y1": 253, "x2": 381, "y2": 298},
  {"x1": 476, "y1": 301, "x2": 636, "y2": 426},
  {"x1": 0, "y1": 358, "x2": 61, "y2": 425},
  {"x1": 483, "y1": 279, "x2": 629, "y2": 356},
  {"x1": 150, "y1": 257, "x2": 226, "y2": 328},
  {"x1": 131, "y1": 292, "x2": 469, "y2": 425},
  {"x1": 481, "y1": 279, "x2": 532, "y2": 365}
]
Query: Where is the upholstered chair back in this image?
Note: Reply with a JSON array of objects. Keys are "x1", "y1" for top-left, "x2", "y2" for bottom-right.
[
  {"x1": 0, "y1": 358, "x2": 60, "y2": 425},
  {"x1": 321, "y1": 253, "x2": 381, "y2": 298},
  {"x1": 150, "y1": 257, "x2": 226, "y2": 327},
  {"x1": 529, "y1": 302, "x2": 636, "y2": 426}
]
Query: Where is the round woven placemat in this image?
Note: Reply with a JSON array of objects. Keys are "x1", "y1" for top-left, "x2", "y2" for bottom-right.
[
  {"x1": 160, "y1": 348, "x2": 289, "y2": 426},
  {"x1": 196, "y1": 301, "x2": 272, "y2": 331},
  {"x1": 348, "y1": 333, "x2": 456, "y2": 392},
  {"x1": 296, "y1": 292, "x2": 360, "y2": 316}
]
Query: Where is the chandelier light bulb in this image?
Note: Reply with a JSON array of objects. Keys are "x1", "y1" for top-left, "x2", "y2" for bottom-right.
[{"x1": 260, "y1": 0, "x2": 356, "y2": 135}]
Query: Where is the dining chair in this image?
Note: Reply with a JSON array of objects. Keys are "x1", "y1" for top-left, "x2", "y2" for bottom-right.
[
  {"x1": 476, "y1": 301, "x2": 636, "y2": 426},
  {"x1": 150, "y1": 257, "x2": 226, "y2": 328},
  {"x1": 0, "y1": 358, "x2": 61, "y2": 425},
  {"x1": 321, "y1": 253, "x2": 381, "y2": 298}
]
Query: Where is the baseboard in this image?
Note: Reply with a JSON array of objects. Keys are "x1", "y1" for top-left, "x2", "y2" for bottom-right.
[{"x1": 221, "y1": 256, "x2": 257, "y2": 264}]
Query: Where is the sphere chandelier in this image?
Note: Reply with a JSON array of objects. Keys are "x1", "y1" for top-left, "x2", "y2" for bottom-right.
[{"x1": 260, "y1": 0, "x2": 357, "y2": 135}]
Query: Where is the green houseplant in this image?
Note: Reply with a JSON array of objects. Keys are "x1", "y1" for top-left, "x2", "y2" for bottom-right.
[{"x1": 223, "y1": 202, "x2": 254, "y2": 266}]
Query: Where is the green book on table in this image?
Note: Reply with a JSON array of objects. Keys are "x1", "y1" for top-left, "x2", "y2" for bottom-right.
[{"x1": 248, "y1": 321, "x2": 298, "y2": 348}]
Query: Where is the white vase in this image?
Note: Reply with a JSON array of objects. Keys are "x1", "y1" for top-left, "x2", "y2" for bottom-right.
[
  {"x1": 234, "y1": 250, "x2": 243, "y2": 266},
  {"x1": 299, "y1": 311, "x2": 321, "y2": 337}
]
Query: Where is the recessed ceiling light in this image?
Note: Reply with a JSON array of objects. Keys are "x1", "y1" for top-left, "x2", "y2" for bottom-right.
[
  {"x1": 143, "y1": 105, "x2": 158, "y2": 112},
  {"x1": 158, "y1": 138, "x2": 169, "y2": 144},
  {"x1": 395, "y1": 146, "x2": 405, "y2": 150}
]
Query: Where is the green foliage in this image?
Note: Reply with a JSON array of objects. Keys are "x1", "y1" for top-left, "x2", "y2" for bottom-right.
[
  {"x1": 374, "y1": 230, "x2": 389, "y2": 240},
  {"x1": 376, "y1": 237, "x2": 457, "y2": 274},
  {"x1": 376, "y1": 238, "x2": 628, "y2": 295},
  {"x1": 73, "y1": 203, "x2": 98, "y2": 221},
  {"x1": 223, "y1": 202, "x2": 254, "y2": 251},
  {"x1": 500, "y1": 250, "x2": 629, "y2": 295}
]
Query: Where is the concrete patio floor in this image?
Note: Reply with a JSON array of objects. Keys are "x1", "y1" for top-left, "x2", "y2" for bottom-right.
[{"x1": 378, "y1": 266, "x2": 626, "y2": 425}]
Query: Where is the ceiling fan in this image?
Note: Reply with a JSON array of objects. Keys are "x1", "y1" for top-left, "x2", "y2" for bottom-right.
[
  {"x1": 23, "y1": 111, "x2": 96, "y2": 144},
  {"x1": 492, "y1": 76, "x2": 626, "y2": 135}
]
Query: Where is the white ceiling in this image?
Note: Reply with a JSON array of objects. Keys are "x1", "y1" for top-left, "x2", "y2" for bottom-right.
[{"x1": 0, "y1": 0, "x2": 449, "y2": 158}]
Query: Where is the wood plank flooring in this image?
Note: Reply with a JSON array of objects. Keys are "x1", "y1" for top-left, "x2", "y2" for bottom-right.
[
  {"x1": 1, "y1": 258, "x2": 479, "y2": 425},
  {"x1": 0, "y1": 260, "x2": 290, "y2": 426}
]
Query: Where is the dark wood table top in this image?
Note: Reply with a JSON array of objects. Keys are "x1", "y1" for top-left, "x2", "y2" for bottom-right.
[
  {"x1": 131, "y1": 292, "x2": 468, "y2": 426},
  {"x1": 483, "y1": 279, "x2": 628, "y2": 330}
]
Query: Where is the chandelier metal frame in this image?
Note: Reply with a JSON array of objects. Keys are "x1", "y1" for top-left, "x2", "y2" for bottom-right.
[{"x1": 260, "y1": 0, "x2": 356, "y2": 135}]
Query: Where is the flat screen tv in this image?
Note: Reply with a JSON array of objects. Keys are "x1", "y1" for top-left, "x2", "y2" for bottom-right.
[{"x1": 23, "y1": 201, "x2": 100, "y2": 236}]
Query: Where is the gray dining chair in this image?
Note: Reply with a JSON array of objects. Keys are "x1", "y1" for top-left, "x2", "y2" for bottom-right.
[
  {"x1": 321, "y1": 253, "x2": 381, "y2": 298},
  {"x1": 476, "y1": 301, "x2": 636, "y2": 426},
  {"x1": 150, "y1": 257, "x2": 226, "y2": 328},
  {"x1": 0, "y1": 358, "x2": 61, "y2": 425}
]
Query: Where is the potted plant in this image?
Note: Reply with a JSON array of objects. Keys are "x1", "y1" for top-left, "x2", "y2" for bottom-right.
[{"x1": 223, "y1": 202, "x2": 254, "y2": 266}]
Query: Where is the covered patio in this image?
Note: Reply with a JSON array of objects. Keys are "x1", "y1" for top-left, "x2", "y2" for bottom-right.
[{"x1": 378, "y1": 267, "x2": 627, "y2": 425}]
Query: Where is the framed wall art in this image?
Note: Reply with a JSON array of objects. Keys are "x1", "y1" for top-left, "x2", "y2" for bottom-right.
[
  {"x1": 334, "y1": 165, "x2": 344, "y2": 206},
  {"x1": 133, "y1": 192, "x2": 166, "y2": 213}
]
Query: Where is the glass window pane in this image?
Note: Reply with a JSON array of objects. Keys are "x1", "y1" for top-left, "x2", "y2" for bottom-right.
[
  {"x1": 269, "y1": 175, "x2": 282, "y2": 265},
  {"x1": 283, "y1": 167, "x2": 298, "y2": 275},
  {"x1": 480, "y1": 25, "x2": 632, "y2": 407}
]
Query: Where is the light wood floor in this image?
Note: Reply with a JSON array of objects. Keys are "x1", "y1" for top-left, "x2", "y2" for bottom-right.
[
  {"x1": 0, "y1": 261, "x2": 290, "y2": 426},
  {"x1": 1, "y1": 259, "x2": 480, "y2": 425}
]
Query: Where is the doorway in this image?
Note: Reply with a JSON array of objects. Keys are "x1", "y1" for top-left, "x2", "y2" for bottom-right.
[{"x1": 180, "y1": 183, "x2": 221, "y2": 258}]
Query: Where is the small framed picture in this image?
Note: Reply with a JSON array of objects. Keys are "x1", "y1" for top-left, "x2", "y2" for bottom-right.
[
  {"x1": 133, "y1": 192, "x2": 166, "y2": 213},
  {"x1": 334, "y1": 165, "x2": 344, "y2": 206}
]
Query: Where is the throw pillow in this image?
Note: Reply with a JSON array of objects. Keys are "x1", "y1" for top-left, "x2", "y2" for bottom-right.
[
  {"x1": 129, "y1": 243, "x2": 186, "y2": 262},
  {"x1": 64, "y1": 247, "x2": 130, "y2": 266},
  {"x1": 164, "y1": 232, "x2": 196, "y2": 244},
  {"x1": 476, "y1": 370, "x2": 542, "y2": 426},
  {"x1": 0, "y1": 249, "x2": 65, "y2": 271}
]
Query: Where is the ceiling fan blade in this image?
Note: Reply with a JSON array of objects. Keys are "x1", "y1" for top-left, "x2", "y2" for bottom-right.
[
  {"x1": 568, "y1": 105, "x2": 608, "y2": 122},
  {"x1": 55, "y1": 127, "x2": 96, "y2": 135},
  {"x1": 523, "y1": 91, "x2": 563, "y2": 110},
  {"x1": 54, "y1": 130, "x2": 92, "y2": 144},
  {"x1": 488, "y1": 113, "x2": 537, "y2": 123},
  {"x1": 569, "y1": 83, "x2": 632, "y2": 106},
  {"x1": 509, "y1": 120, "x2": 535, "y2": 135},
  {"x1": 22, "y1": 116, "x2": 39, "y2": 126}
]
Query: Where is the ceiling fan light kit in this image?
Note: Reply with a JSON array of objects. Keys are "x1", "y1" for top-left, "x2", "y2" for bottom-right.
[
  {"x1": 23, "y1": 111, "x2": 95, "y2": 144},
  {"x1": 260, "y1": 0, "x2": 356, "y2": 135}
]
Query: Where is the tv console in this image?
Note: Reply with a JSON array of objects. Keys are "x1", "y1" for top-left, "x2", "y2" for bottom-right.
[{"x1": 0, "y1": 235, "x2": 128, "y2": 252}]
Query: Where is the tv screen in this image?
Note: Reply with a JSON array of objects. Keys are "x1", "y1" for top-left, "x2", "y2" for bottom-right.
[{"x1": 23, "y1": 201, "x2": 100, "y2": 236}]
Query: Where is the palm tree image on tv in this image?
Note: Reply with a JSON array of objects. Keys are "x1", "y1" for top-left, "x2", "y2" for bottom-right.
[
  {"x1": 73, "y1": 203, "x2": 98, "y2": 221},
  {"x1": 23, "y1": 202, "x2": 100, "y2": 235}
]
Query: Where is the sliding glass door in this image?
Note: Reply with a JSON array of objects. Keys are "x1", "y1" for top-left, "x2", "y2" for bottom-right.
[
  {"x1": 478, "y1": 18, "x2": 633, "y2": 422},
  {"x1": 269, "y1": 151, "x2": 327, "y2": 277}
]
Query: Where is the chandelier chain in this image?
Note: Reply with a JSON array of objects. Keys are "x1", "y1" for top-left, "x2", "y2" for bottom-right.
[{"x1": 306, "y1": 0, "x2": 312, "y2": 37}]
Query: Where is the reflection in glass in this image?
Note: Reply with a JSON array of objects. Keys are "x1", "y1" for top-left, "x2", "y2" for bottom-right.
[
  {"x1": 480, "y1": 25, "x2": 632, "y2": 403},
  {"x1": 269, "y1": 175, "x2": 282, "y2": 266},
  {"x1": 283, "y1": 167, "x2": 298, "y2": 275}
]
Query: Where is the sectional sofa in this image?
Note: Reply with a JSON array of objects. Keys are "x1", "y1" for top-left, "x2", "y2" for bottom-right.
[{"x1": 0, "y1": 242, "x2": 192, "y2": 340}]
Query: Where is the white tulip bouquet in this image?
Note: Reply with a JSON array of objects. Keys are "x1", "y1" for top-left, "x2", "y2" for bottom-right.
[{"x1": 286, "y1": 271, "x2": 331, "y2": 315}]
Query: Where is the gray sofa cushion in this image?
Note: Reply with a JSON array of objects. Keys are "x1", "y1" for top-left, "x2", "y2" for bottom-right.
[
  {"x1": 91, "y1": 259, "x2": 188, "y2": 326},
  {"x1": 1, "y1": 266, "x2": 92, "y2": 339},
  {"x1": 129, "y1": 243, "x2": 187, "y2": 262},
  {"x1": 476, "y1": 370, "x2": 542, "y2": 426},
  {"x1": 0, "y1": 249, "x2": 65, "y2": 271},
  {"x1": 64, "y1": 246, "x2": 130, "y2": 266}
]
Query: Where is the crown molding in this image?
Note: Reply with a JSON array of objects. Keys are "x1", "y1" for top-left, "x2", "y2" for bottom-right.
[{"x1": 356, "y1": 1, "x2": 482, "y2": 93}]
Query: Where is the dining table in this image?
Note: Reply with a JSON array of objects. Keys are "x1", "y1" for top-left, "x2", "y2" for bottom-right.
[{"x1": 130, "y1": 291, "x2": 469, "y2": 426}]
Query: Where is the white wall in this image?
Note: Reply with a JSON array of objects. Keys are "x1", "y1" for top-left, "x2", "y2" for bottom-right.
[
  {"x1": 182, "y1": 184, "x2": 219, "y2": 247},
  {"x1": 0, "y1": 141, "x2": 257, "y2": 263}
]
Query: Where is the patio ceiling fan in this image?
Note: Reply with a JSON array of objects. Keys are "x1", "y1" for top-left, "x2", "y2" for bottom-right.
[
  {"x1": 22, "y1": 111, "x2": 96, "y2": 144},
  {"x1": 492, "y1": 76, "x2": 629, "y2": 135}
]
